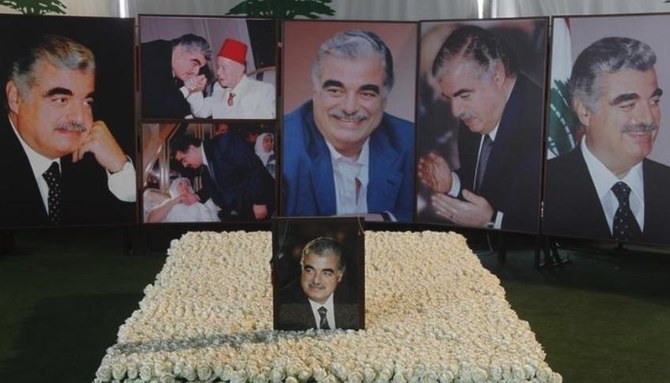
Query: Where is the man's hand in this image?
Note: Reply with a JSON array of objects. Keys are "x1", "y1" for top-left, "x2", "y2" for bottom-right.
[
  {"x1": 431, "y1": 189, "x2": 494, "y2": 227},
  {"x1": 184, "y1": 74, "x2": 207, "y2": 95},
  {"x1": 72, "y1": 120, "x2": 127, "y2": 173},
  {"x1": 252, "y1": 204, "x2": 268, "y2": 220},
  {"x1": 418, "y1": 152, "x2": 453, "y2": 193}
]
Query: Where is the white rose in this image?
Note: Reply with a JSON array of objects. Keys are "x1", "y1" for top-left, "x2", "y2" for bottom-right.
[
  {"x1": 95, "y1": 364, "x2": 112, "y2": 381},
  {"x1": 512, "y1": 364, "x2": 525, "y2": 380},
  {"x1": 197, "y1": 362, "x2": 213, "y2": 381},
  {"x1": 471, "y1": 367, "x2": 487, "y2": 383},
  {"x1": 298, "y1": 369, "x2": 312, "y2": 382},
  {"x1": 139, "y1": 363, "x2": 153, "y2": 381},
  {"x1": 111, "y1": 363, "x2": 127, "y2": 380},
  {"x1": 270, "y1": 367, "x2": 285, "y2": 382},
  {"x1": 127, "y1": 364, "x2": 139, "y2": 379},
  {"x1": 438, "y1": 370, "x2": 454, "y2": 382}
]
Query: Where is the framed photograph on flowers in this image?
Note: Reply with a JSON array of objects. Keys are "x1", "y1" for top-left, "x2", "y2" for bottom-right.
[{"x1": 273, "y1": 217, "x2": 365, "y2": 331}]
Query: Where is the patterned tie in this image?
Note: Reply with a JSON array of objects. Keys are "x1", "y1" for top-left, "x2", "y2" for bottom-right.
[
  {"x1": 317, "y1": 306, "x2": 330, "y2": 330},
  {"x1": 42, "y1": 162, "x2": 62, "y2": 224},
  {"x1": 227, "y1": 92, "x2": 235, "y2": 106},
  {"x1": 611, "y1": 181, "x2": 641, "y2": 242},
  {"x1": 475, "y1": 134, "x2": 493, "y2": 192}
]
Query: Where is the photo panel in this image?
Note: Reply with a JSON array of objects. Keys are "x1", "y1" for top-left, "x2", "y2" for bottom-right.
[
  {"x1": 0, "y1": 14, "x2": 136, "y2": 228},
  {"x1": 139, "y1": 15, "x2": 277, "y2": 121},
  {"x1": 416, "y1": 18, "x2": 548, "y2": 234},
  {"x1": 273, "y1": 217, "x2": 365, "y2": 331},
  {"x1": 141, "y1": 122, "x2": 276, "y2": 224},
  {"x1": 543, "y1": 14, "x2": 670, "y2": 246},
  {"x1": 281, "y1": 20, "x2": 417, "y2": 223}
]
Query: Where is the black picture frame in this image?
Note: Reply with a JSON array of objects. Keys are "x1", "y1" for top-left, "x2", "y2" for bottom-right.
[{"x1": 272, "y1": 216, "x2": 365, "y2": 331}]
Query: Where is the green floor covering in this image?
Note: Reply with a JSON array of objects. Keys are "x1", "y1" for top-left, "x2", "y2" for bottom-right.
[{"x1": 1, "y1": 227, "x2": 669, "y2": 382}]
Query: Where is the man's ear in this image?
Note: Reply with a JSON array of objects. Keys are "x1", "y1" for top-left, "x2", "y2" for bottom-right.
[
  {"x1": 493, "y1": 61, "x2": 506, "y2": 87},
  {"x1": 336, "y1": 267, "x2": 345, "y2": 282},
  {"x1": 6, "y1": 80, "x2": 20, "y2": 115},
  {"x1": 574, "y1": 99, "x2": 591, "y2": 127}
]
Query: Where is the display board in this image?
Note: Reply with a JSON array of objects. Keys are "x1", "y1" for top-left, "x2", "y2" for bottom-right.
[
  {"x1": 1, "y1": 12, "x2": 668, "y2": 249},
  {"x1": 543, "y1": 14, "x2": 670, "y2": 246},
  {"x1": 281, "y1": 20, "x2": 417, "y2": 223},
  {"x1": 415, "y1": 18, "x2": 548, "y2": 235}
]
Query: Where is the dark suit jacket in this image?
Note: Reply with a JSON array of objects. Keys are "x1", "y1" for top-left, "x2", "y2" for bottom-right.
[
  {"x1": 140, "y1": 39, "x2": 192, "y2": 119},
  {"x1": 454, "y1": 73, "x2": 543, "y2": 233},
  {"x1": 275, "y1": 279, "x2": 360, "y2": 331},
  {"x1": 198, "y1": 133, "x2": 275, "y2": 221},
  {"x1": 282, "y1": 101, "x2": 415, "y2": 222},
  {"x1": 543, "y1": 146, "x2": 670, "y2": 244},
  {"x1": 0, "y1": 116, "x2": 135, "y2": 228}
]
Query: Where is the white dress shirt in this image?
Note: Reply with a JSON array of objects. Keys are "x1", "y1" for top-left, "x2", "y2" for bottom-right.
[
  {"x1": 448, "y1": 126, "x2": 503, "y2": 227},
  {"x1": 308, "y1": 293, "x2": 336, "y2": 330},
  {"x1": 580, "y1": 139, "x2": 645, "y2": 233},
  {"x1": 9, "y1": 116, "x2": 136, "y2": 213},
  {"x1": 187, "y1": 75, "x2": 276, "y2": 119},
  {"x1": 325, "y1": 139, "x2": 370, "y2": 215}
]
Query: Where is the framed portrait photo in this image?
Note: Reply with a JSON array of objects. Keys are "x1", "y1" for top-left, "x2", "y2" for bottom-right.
[
  {"x1": 0, "y1": 14, "x2": 136, "y2": 229},
  {"x1": 273, "y1": 217, "x2": 365, "y2": 331}
]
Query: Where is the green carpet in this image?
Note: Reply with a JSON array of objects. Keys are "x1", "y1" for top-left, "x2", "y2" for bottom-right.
[{"x1": 1, "y1": 228, "x2": 669, "y2": 382}]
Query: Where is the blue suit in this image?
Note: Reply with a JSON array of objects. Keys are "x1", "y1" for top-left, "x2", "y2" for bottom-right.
[{"x1": 281, "y1": 101, "x2": 414, "y2": 222}]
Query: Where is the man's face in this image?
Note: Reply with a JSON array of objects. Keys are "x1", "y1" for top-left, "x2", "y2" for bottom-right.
[
  {"x1": 216, "y1": 56, "x2": 244, "y2": 88},
  {"x1": 300, "y1": 251, "x2": 343, "y2": 305},
  {"x1": 580, "y1": 69, "x2": 662, "y2": 174},
  {"x1": 437, "y1": 57, "x2": 507, "y2": 135},
  {"x1": 7, "y1": 60, "x2": 94, "y2": 159},
  {"x1": 313, "y1": 54, "x2": 386, "y2": 157},
  {"x1": 171, "y1": 45, "x2": 206, "y2": 81},
  {"x1": 175, "y1": 145, "x2": 203, "y2": 169}
]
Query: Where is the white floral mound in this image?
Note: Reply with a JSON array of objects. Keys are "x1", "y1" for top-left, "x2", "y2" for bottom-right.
[{"x1": 94, "y1": 231, "x2": 561, "y2": 383}]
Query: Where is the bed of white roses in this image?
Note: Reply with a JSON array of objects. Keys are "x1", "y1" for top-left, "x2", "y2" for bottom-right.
[{"x1": 94, "y1": 231, "x2": 561, "y2": 383}]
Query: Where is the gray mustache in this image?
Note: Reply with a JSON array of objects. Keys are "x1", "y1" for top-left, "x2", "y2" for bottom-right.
[
  {"x1": 622, "y1": 122, "x2": 657, "y2": 134},
  {"x1": 329, "y1": 110, "x2": 369, "y2": 122},
  {"x1": 58, "y1": 121, "x2": 88, "y2": 132},
  {"x1": 457, "y1": 113, "x2": 477, "y2": 121}
]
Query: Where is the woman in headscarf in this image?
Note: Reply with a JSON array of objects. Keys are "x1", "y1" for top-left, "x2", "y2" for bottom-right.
[{"x1": 254, "y1": 132, "x2": 276, "y2": 179}]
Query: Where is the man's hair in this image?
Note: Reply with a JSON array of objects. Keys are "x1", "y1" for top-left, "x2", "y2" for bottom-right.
[
  {"x1": 311, "y1": 29, "x2": 394, "y2": 96},
  {"x1": 300, "y1": 236, "x2": 345, "y2": 273},
  {"x1": 9, "y1": 34, "x2": 95, "y2": 98},
  {"x1": 170, "y1": 135, "x2": 202, "y2": 153},
  {"x1": 171, "y1": 33, "x2": 212, "y2": 62},
  {"x1": 432, "y1": 25, "x2": 517, "y2": 81},
  {"x1": 569, "y1": 37, "x2": 656, "y2": 114}
]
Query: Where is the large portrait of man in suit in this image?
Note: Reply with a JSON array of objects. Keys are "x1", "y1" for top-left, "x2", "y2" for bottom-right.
[
  {"x1": 416, "y1": 20, "x2": 548, "y2": 234},
  {"x1": 544, "y1": 15, "x2": 670, "y2": 245},
  {"x1": 0, "y1": 15, "x2": 136, "y2": 228},
  {"x1": 281, "y1": 21, "x2": 416, "y2": 223},
  {"x1": 274, "y1": 218, "x2": 364, "y2": 331}
]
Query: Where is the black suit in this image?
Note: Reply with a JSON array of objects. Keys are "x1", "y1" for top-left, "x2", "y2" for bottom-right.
[
  {"x1": 454, "y1": 73, "x2": 544, "y2": 233},
  {"x1": 197, "y1": 133, "x2": 275, "y2": 221},
  {"x1": 543, "y1": 146, "x2": 670, "y2": 244},
  {"x1": 140, "y1": 39, "x2": 192, "y2": 119},
  {"x1": 275, "y1": 279, "x2": 360, "y2": 331},
  {"x1": 0, "y1": 116, "x2": 135, "y2": 228}
]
